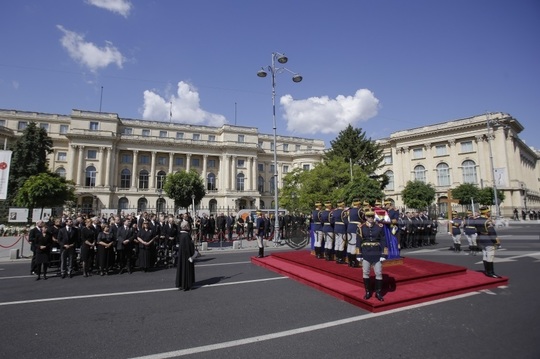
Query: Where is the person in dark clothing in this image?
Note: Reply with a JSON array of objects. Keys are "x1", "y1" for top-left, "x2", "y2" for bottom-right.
[
  {"x1": 34, "y1": 226, "x2": 52, "y2": 280},
  {"x1": 175, "y1": 220, "x2": 195, "y2": 291},
  {"x1": 137, "y1": 221, "x2": 156, "y2": 272},
  {"x1": 97, "y1": 224, "x2": 115, "y2": 275},
  {"x1": 80, "y1": 219, "x2": 96, "y2": 277},
  {"x1": 28, "y1": 220, "x2": 44, "y2": 275}
]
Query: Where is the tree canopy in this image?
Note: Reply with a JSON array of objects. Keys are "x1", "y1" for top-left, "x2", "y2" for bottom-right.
[
  {"x1": 15, "y1": 173, "x2": 76, "y2": 210},
  {"x1": 402, "y1": 180, "x2": 436, "y2": 210},
  {"x1": 163, "y1": 170, "x2": 206, "y2": 211}
]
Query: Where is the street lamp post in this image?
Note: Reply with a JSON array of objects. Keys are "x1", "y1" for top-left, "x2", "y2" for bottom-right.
[{"x1": 258, "y1": 52, "x2": 302, "y2": 247}]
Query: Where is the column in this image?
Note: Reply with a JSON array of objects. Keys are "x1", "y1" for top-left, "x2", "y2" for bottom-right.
[
  {"x1": 248, "y1": 157, "x2": 255, "y2": 191},
  {"x1": 231, "y1": 156, "x2": 237, "y2": 191},
  {"x1": 98, "y1": 147, "x2": 105, "y2": 187},
  {"x1": 77, "y1": 145, "x2": 85, "y2": 185},
  {"x1": 131, "y1": 150, "x2": 138, "y2": 189},
  {"x1": 150, "y1": 151, "x2": 157, "y2": 188},
  {"x1": 67, "y1": 145, "x2": 77, "y2": 182},
  {"x1": 104, "y1": 147, "x2": 112, "y2": 189},
  {"x1": 219, "y1": 154, "x2": 227, "y2": 192},
  {"x1": 202, "y1": 155, "x2": 208, "y2": 185},
  {"x1": 186, "y1": 154, "x2": 191, "y2": 172},
  {"x1": 447, "y1": 140, "x2": 458, "y2": 186},
  {"x1": 169, "y1": 152, "x2": 174, "y2": 173}
]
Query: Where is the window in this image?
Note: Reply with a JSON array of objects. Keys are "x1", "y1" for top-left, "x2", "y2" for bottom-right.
[
  {"x1": 462, "y1": 160, "x2": 477, "y2": 184},
  {"x1": 208, "y1": 135, "x2": 216, "y2": 142},
  {"x1": 18, "y1": 121, "x2": 28, "y2": 130},
  {"x1": 283, "y1": 144, "x2": 289, "y2": 152},
  {"x1": 414, "y1": 165, "x2": 426, "y2": 183},
  {"x1": 385, "y1": 171, "x2": 394, "y2": 190},
  {"x1": 122, "y1": 128, "x2": 133, "y2": 135},
  {"x1": 159, "y1": 131, "x2": 167, "y2": 138},
  {"x1": 176, "y1": 132, "x2": 184, "y2": 139},
  {"x1": 40, "y1": 123, "x2": 49, "y2": 131},
  {"x1": 57, "y1": 152, "x2": 67, "y2": 161},
  {"x1": 118, "y1": 197, "x2": 129, "y2": 210},
  {"x1": 270, "y1": 164, "x2": 275, "y2": 174},
  {"x1": 283, "y1": 165, "x2": 289, "y2": 174},
  {"x1": 413, "y1": 148, "x2": 424, "y2": 159},
  {"x1": 258, "y1": 163, "x2": 264, "y2": 172},
  {"x1": 193, "y1": 133, "x2": 200, "y2": 141},
  {"x1": 461, "y1": 141, "x2": 473, "y2": 153},
  {"x1": 55, "y1": 167, "x2": 66, "y2": 178},
  {"x1": 303, "y1": 164, "x2": 310, "y2": 171},
  {"x1": 60, "y1": 125, "x2": 68, "y2": 134},
  {"x1": 207, "y1": 173, "x2": 216, "y2": 191},
  {"x1": 435, "y1": 144, "x2": 447, "y2": 156},
  {"x1": 87, "y1": 149, "x2": 97, "y2": 159},
  {"x1": 89, "y1": 122, "x2": 99, "y2": 131},
  {"x1": 270, "y1": 142, "x2": 275, "y2": 151},
  {"x1": 139, "y1": 170, "x2": 149, "y2": 189},
  {"x1": 156, "y1": 171, "x2": 166, "y2": 189},
  {"x1": 436, "y1": 163, "x2": 450, "y2": 186},
  {"x1": 208, "y1": 159, "x2": 216, "y2": 168},
  {"x1": 258, "y1": 141, "x2": 264, "y2": 149},
  {"x1": 175, "y1": 157, "x2": 184, "y2": 166},
  {"x1": 307, "y1": 145, "x2": 312, "y2": 151},
  {"x1": 236, "y1": 173, "x2": 245, "y2": 191},
  {"x1": 192, "y1": 158, "x2": 200, "y2": 167},
  {"x1": 0, "y1": 120, "x2": 5, "y2": 127},
  {"x1": 237, "y1": 159, "x2": 245, "y2": 168},
  {"x1": 258, "y1": 176, "x2": 265, "y2": 193},
  {"x1": 157, "y1": 156, "x2": 167, "y2": 165},
  {"x1": 120, "y1": 169, "x2": 131, "y2": 188},
  {"x1": 384, "y1": 154, "x2": 393, "y2": 165},
  {"x1": 142, "y1": 129, "x2": 150, "y2": 137},
  {"x1": 238, "y1": 135, "x2": 245, "y2": 143},
  {"x1": 121, "y1": 154, "x2": 132, "y2": 164},
  {"x1": 270, "y1": 177, "x2": 275, "y2": 195},
  {"x1": 296, "y1": 144, "x2": 301, "y2": 152},
  {"x1": 139, "y1": 155, "x2": 150, "y2": 164},
  {"x1": 85, "y1": 166, "x2": 97, "y2": 187}
]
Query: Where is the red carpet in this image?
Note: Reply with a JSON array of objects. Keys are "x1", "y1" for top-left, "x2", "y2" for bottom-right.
[{"x1": 251, "y1": 250, "x2": 508, "y2": 312}]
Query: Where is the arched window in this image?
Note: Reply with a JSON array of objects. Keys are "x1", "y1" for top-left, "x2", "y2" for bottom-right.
[
  {"x1": 236, "y1": 173, "x2": 245, "y2": 191},
  {"x1": 118, "y1": 197, "x2": 129, "y2": 210},
  {"x1": 258, "y1": 175, "x2": 265, "y2": 193},
  {"x1": 156, "y1": 198, "x2": 166, "y2": 214},
  {"x1": 414, "y1": 165, "x2": 426, "y2": 183},
  {"x1": 85, "y1": 166, "x2": 96, "y2": 187},
  {"x1": 436, "y1": 163, "x2": 450, "y2": 186},
  {"x1": 462, "y1": 160, "x2": 477, "y2": 184},
  {"x1": 120, "y1": 169, "x2": 131, "y2": 189},
  {"x1": 137, "y1": 197, "x2": 148, "y2": 212},
  {"x1": 55, "y1": 167, "x2": 66, "y2": 178},
  {"x1": 209, "y1": 199, "x2": 217, "y2": 214},
  {"x1": 384, "y1": 170, "x2": 394, "y2": 191},
  {"x1": 139, "y1": 170, "x2": 149, "y2": 189},
  {"x1": 156, "y1": 170, "x2": 166, "y2": 189},
  {"x1": 269, "y1": 177, "x2": 275, "y2": 195},
  {"x1": 207, "y1": 172, "x2": 216, "y2": 191},
  {"x1": 260, "y1": 200, "x2": 266, "y2": 209}
]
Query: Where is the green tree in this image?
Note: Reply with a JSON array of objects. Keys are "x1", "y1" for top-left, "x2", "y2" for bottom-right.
[
  {"x1": 402, "y1": 180, "x2": 436, "y2": 210},
  {"x1": 451, "y1": 183, "x2": 480, "y2": 206},
  {"x1": 163, "y1": 170, "x2": 205, "y2": 211},
  {"x1": 478, "y1": 187, "x2": 505, "y2": 206}
]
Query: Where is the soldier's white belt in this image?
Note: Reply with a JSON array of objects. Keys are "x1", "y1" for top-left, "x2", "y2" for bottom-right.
[
  {"x1": 349, "y1": 221, "x2": 361, "y2": 224},
  {"x1": 361, "y1": 242, "x2": 380, "y2": 246},
  {"x1": 335, "y1": 222, "x2": 345, "y2": 225}
]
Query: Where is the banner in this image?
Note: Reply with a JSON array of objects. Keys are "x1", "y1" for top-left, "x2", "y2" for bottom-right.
[
  {"x1": 0, "y1": 150, "x2": 12, "y2": 200},
  {"x1": 8, "y1": 208, "x2": 29, "y2": 223}
]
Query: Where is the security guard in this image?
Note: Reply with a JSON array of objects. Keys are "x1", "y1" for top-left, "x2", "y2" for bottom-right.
[
  {"x1": 463, "y1": 210, "x2": 479, "y2": 255},
  {"x1": 346, "y1": 199, "x2": 362, "y2": 267},
  {"x1": 357, "y1": 209, "x2": 388, "y2": 301},
  {"x1": 312, "y1": 201, "x2": 324, "y2": 258},
  {"x1": 450, "y1": 211, "x2": 463, "y2": 252},
  {"x1": 333, "y1": 200, "x2": 348, "y2": 264},
  {"x1": 475, "y1": 207, "x2": 503, "y2": 278},
  {"x1": 321, "y1": 200, "x2": 335, "y2": 261}
]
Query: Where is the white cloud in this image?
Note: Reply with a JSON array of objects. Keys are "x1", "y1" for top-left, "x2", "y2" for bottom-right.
[
  {"x1": 142, "y1": 81, "x2": 227, "y2": 127},
  {"x1": 57, "y1": 25, "x2": 125, "y2": 72},
  {"x1": 280, "y1": 89, "x2": 380, "y2": 135},
  {"x1": 86, "y1": 0, "x2": 132, "y2": 17}
]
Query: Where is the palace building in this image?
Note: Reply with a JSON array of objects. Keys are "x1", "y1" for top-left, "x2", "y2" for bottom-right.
[{"x1": 0, "y1": 109, "x2": 325, "y2": 215}]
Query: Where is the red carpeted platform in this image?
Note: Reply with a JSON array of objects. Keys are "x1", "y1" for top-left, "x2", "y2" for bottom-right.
[{"x1": 251, "y1": 250, "x2": 508, "y2": 312}]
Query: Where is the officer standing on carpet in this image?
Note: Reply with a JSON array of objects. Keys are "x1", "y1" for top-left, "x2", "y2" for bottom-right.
[
  {"x1": 357, "y1": 209, "x2": 388, "y2": 301},
  {"x1": 346, "y1": 199, "x2": 362, "y2": 267},
  {"x1": 312, "y1": 201, "x2": 324, "y2": 259},
  {"x1": 333, "y1": 200, "x2": 347, "y2": 264},
  {"x1": 475, "y1": 207, "x2": 503, "y2": 278},
  {"x1": 321, "y1": 200, "x2": 335, "y2": 261}
]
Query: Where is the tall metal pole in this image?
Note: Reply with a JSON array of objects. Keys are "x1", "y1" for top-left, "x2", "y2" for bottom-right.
[
  {"x1": 271, "y1": 54, "x2": 280, "y2": 247},
  {"x1": 486, "y1": 113, "x2": 500, "y2": 218}
]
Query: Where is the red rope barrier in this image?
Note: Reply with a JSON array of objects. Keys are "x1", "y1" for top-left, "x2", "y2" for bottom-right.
[{"x1": 0, "y1": 237, "x2": 22, "y2": 248}]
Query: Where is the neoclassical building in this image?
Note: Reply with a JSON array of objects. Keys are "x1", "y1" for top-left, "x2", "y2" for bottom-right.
[
  {"x1": 0, "y1": 109, "x2": 325, "y2": 215},
  {"x1": 376, "y1": 112, "x2": 540, "y2": 216}
]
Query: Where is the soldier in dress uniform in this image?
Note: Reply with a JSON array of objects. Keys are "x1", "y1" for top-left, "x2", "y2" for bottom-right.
[
  {"x1": 357, "y1": 209, "x2": 388, "y2": 301},
  {"x1": 255, "y1": 211, "x2": 266, "y2": 258},
  {"x1": 312, "y1": 201, "x2": 324, "y2": 259},
  {"x1": 384, "y1": 199, "x2": 400, "y2": 243},
  {"x1": 475, "y1": 207, "x2": 503, "y2": 278},
  {"x1": 463, "y1": 210, "x2": 479, "y2": 255},
  {"x1": 449, "y1": 211, "x2": 463, "y2": 252},
  {"x1": 321, "y1": 200, "x2": 335, "y2": 261},
  {"x1": 346, "y1": 199, "x2": 362, "y2": 267},
  {"x1": 333, "y1": 200, "x2": 348, "y2": 264}
]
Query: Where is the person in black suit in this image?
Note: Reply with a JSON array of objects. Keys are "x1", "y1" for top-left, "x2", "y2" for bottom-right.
[
  {"x1": 216, "y1": 213, "x2": 226, "y2": 243},
  {"x1": 28, "y1": 220, "x2": 44, "y2": 275},
  {"x1": 226, "y1": 214, "x2": 235, "y2": 241},
  {"x1": 58, "y1": 218, "x2": 78, "y2": 278},
  {"x1": 116, "y1": 218, "x2": 135, "y2": 274},
  {"x1": 34, "y1": 225, "x2": 52, "y2": 280}
]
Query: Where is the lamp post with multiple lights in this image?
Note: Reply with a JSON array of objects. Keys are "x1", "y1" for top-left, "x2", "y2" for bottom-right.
[{"x1": 257, "y1": 52, "x2": 302, "y2": 246}]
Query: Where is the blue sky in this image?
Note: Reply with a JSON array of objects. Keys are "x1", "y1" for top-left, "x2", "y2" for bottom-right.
[{"x1": 1, "y1": 0, "x2": 539, "y2": 149}]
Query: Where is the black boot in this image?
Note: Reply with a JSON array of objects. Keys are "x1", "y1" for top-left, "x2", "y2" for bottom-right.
[
  {"x1": 315, "y1": 247, "x2": 323, "y2": 259},
  {"x1": 324, "y1": 249, "x2": 330, "y2": 261},
  {"x1": 257, "y1": 247, "x2": 264, "y2": 258},
  {"x1": 456, "y1": 243, "x2": 461, "y2": 252},
  {"x1": 483, "y1": 261, "x2": 491, "y2": 277},
  {"x1": 487, "y1": 262, "x2": 502, "y2": 278},
  {"x1": 363, "y1": 278, "x2": 372, "y2": 299},
  {"x1": 375, "y1": 279, "x2": 384, "y2": 301},
  {"x1": 348, "y1": 254, "x2": 357, "y2": 267}
]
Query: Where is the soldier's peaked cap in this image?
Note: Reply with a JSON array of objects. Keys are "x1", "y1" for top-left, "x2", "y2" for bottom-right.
[{"x1": 480, "y1": 206, "x2": 491, "y2": 214}]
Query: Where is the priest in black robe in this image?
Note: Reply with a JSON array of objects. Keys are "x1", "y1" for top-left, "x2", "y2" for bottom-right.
[{"x1": 175, "y1": 220, "x2": 195, "y2": 291}]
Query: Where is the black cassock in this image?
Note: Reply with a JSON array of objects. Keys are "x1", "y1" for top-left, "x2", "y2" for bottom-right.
[{"x1": 175, "y1": 231, "x2": 195, "y2": 290}]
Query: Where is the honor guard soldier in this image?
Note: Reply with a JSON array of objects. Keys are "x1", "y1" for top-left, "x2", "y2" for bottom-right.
[
  {"x1": 463, "y1": 210, "x2": 479, "y2": 255},
  {"x1": 333, "y1": 200, "x2": 348, "y2": 264},
  {"x1": 450, "y1": 211, "x2": 463, "y2": 252},
  {"x1": 357, "y1": 209, "x2": 388, "y2": 301},
  {"x1": 346, "y1": 199, "x2": 362, "y2": 267},
  {"x1": 384, "y1": 199, "x2": 400, "y2": 237},
  {"x1": 255, "y1": 211, "x2": 266, "y2": 258},
  {"x1": 475, "y1": 207, "x2": 503, "y2": 278},
  {"x1": 312, "y1": 201, "x2": 324, "y2": 259},
  {"x1": 321, "y1": 200, "x2": 335, "y2": 261}
]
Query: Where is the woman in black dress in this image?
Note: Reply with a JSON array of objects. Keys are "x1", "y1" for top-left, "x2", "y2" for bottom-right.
[
  {"x1": 137, "y1": 221, "x2": 156, "y2": 272},
  {"x1": 97, "y1": 224, "x2": 115, "y2": 276},
  {"x1": 35, "y1": 226, "x2": 52, "y2": 280},
  {"x1": 175, "y1": 220, "x2": 195, "y2": 291},
  {"x1": 80, "y1": 218, "x2": 96, "y2": 277}
]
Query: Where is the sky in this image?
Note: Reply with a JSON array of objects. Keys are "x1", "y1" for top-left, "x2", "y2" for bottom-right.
[{"x1": 1, "y1": 0, "x2": 539, "y2": 149}]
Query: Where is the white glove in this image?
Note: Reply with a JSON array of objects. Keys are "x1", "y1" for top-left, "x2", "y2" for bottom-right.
[
  {"x1": 379, "y1": 257, "x2": 386, "y2": 262},
  {"x1": 188, "y1": 257, "x2": 193, "y2": 263},
  {"x1": 356, "y1": 257, "x2": 363, "y2": 262}
]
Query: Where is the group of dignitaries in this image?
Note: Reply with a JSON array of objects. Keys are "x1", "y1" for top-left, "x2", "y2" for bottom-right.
[{"x1": 28, "y1": 212, "x2": 196, "y2": 282}]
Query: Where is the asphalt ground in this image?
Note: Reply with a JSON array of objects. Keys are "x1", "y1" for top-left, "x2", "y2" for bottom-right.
[{"x1": 0, "y1": 222, "x2": 539, "y2": 359}]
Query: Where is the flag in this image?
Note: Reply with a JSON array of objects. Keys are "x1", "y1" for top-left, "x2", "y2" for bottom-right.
[{"x1": 0, "y1": 150, "x2": 12, "y2": 200}]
